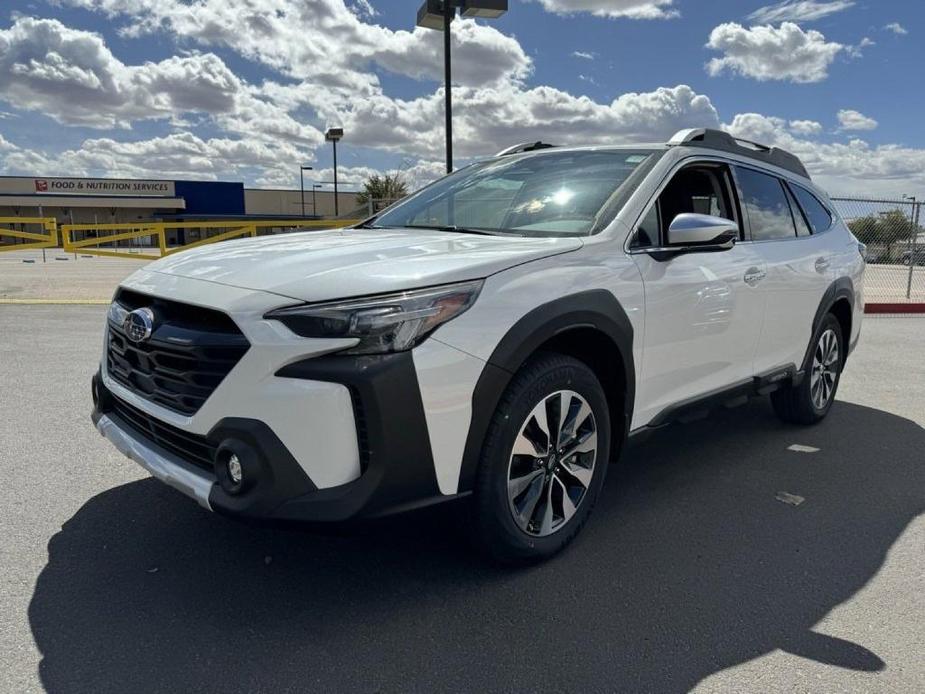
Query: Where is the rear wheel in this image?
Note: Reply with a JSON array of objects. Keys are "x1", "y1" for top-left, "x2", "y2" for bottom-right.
[
  {"x1": 771, "y1": 313, "x2": 843, "y2": 425},
  {"x1": 473, "y1": 354, "x2": 611, "y2": 564}
]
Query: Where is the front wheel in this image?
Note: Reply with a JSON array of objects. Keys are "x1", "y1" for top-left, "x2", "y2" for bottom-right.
[
  {"x1": 473, "y1": 354, "x2": 611, "y2": 564},
  {"x1": 771, "y1": 313, "x2": 844, "y2": 425}
]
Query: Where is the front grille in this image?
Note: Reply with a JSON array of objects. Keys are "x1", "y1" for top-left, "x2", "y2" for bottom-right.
[
  {"x1": 110, "y1": 395, "x2": 216, "y2": 473},
  {"x1": 106, "y1": 289, "x2": 249, "y2": 415}
]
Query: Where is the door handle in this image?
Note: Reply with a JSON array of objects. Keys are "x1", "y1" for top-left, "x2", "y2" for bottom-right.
[
  {"x1": 744, "y1": 267, "x2": 766, "y2": 286},
  {"x1": 815, "y1": 257, "x2": 830, "y2": 273}
]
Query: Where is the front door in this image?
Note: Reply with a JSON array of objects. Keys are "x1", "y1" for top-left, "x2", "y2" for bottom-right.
[{"x1": 629, "y1": 161, "x2": 767, "y2": 428}]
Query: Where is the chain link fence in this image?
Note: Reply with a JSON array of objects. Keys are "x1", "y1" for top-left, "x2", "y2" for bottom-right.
[{"x1": 832, "y1": 196, "x2": 924, "y2": 302}]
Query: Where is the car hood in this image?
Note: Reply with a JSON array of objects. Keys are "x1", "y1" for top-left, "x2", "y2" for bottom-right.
[{"x1": 146, "y1": 227, "x2": 583, "y2": 302}]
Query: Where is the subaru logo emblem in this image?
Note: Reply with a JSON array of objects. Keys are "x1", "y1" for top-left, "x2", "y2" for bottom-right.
[{"x1": 123, "y1": 307, "x2": 155, "y2": 343}]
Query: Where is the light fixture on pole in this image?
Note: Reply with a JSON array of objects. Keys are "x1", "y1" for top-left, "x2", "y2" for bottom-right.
[
  {"x1": 325, "y1": 127, "x2": 344, "y2": 216},
  {"x1": 299, "y1": 165, "x2": 313, "y2": 217},
  {"x1": 416, "y1": 1, "x2": 508, "y2": 173}
]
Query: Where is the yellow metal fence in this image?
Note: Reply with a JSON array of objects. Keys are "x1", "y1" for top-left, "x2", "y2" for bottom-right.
[
  {"x1": 59, "y1": 219, "x2": 361, "y2": 260},
  {"x1": 0, "y1": 217, "x2": 59, "y2": 251}
]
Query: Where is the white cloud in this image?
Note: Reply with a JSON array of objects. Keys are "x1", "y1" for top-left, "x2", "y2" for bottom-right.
[
  {"x1": 572, "y1": 51, "x2": 595, "y2": 59},
  {"x1": 845, "y1": 36, "x2": 875, "y2": 58},
  {"x1": 725, "y1": 113, "x2": 925, "y2": 195},
  {"x1": 884, "y1": 23, "x2": 908, "y2": 35},
  {"x1": 837, "y1": 109, "x2": 878, "y2": 131},
  {"x1": 528, "y1": 0, "x2": 679, "y2": 20},
  {"x1": 1, "y1": 131, "x2": 311, "y2": 183},
  {"x1": 789, "y1": 119, "x2": 823, "y2": 135},
  {"x1": 61, "y1": 0, "x2": 531, "y2": 93},
  {"x1": 2, "y1": 1, "x2": 923, "y2": 199},
  {"x1": 748, "y1": 1, "x2": 854, "y2": 24},
  {"x1": 332, "y1": 84, "x2": 720, "y2": 160},
  {"x1": 0, "y1": 16, "x2": 322, "y2": 147},
  {"x1": 706, "y1": 22, "x2": 844, "y2": 83}
]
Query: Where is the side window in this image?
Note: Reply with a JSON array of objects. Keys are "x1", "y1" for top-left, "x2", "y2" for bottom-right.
[
  {"x1": 631, "y1": 204, "x2": 660, "y2": 248},
  {"x1": 790, "y1": 184, "x2": 833, "y2": 234},
  {"x1": 631, "y1": 163, "x2": 739, "y2": 248},
  {"x1": 735, "y1": 167, "x2": 797, "y2": 241},
  {"x1": 783, "y1": 185, "x2": 812, "y2": 237}
]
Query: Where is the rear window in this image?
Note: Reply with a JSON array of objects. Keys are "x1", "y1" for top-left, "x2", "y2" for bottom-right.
[{"x1": 790, "y1": 184, "x2": 833, "y2": 234}]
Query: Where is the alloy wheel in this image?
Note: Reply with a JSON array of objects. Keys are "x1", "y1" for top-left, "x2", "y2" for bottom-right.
[
  {"x1": 810, "y1": 328, "x2": 839, "y2": 409},
  {"x1": 506, "y1": 390, "x2": 598, "y2": 537}
]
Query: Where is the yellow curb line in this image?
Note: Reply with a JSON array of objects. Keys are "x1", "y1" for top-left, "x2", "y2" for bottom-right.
[{"x1": 0, "y1": 299, "x2": 110, "y2": 305}]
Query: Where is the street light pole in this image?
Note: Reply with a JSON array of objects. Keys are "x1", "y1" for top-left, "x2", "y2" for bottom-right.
[
  {"x1": 416, "y1": 1, "x2": 507, "y2": 175},
  {"x1": 443, "y1": 1, "x2": 453, "y2": 173},
  {"x1": 332, "y1": 139, "x2": 339, "y2": 216},
  {"x1": 325, "y1": 128, "x2": 344, "y2": 217}
]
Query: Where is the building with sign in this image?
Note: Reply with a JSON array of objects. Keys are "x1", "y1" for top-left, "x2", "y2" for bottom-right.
[{"x1": 0, "y1": 175, "x2": 361, "y2": 227}]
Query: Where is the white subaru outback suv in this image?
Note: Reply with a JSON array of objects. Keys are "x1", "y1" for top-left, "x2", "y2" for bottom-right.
[{"x1": 92, "y1": 128, "x2": 864, "y2": 562}]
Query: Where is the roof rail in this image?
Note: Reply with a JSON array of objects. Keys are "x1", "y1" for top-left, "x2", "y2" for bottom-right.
[
  {"x1": 668, "y1": 128, "x2": 810, "y2": 179},
  {"x1": 495, "y1": 141, "x2": 556, "y2": 157}
]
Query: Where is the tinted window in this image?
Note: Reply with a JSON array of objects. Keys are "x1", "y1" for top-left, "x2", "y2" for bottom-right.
[
  {"x1": 784, "y1": 185, "x2": 812, "y2": 237},
  {"x1": 632, "y1": 204, "x2": 659, "y2": 248},
  {"x1": 632, "y1": 165, "x2": 738, "y2": 248},
  {"x1": 736, "y1": 167, "x2": 796, "y2": 241},
  {"x1": 790, "y1": 184, "x2": 833, "y2": 234}
]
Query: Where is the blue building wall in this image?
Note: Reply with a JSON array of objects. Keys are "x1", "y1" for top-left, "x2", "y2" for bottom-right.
[{"x1": 174, "y1": 180, "x2": 245, "y2": 215}]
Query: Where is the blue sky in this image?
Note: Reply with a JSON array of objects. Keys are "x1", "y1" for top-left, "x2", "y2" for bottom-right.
[{"x1": 0, "y1": 0, "x2": 922, "y2": 194}]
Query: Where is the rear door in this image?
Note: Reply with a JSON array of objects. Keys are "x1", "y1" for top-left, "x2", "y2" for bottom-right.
[
  {"x1": 630, "y1": 160, "x2": 767, "y2": 427},
  {"x1": 734, "y1": 166, "x2": 833, "y2": 374}
]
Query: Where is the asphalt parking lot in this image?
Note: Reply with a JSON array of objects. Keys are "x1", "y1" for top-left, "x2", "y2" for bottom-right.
[{"x1": 1, "y1": 307, "x2": 923, "y2": 693}]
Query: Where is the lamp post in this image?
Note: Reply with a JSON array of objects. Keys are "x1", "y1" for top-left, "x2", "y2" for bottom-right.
[
  {"x1": 325, "y1": 127, "x2": 344, "y2": 216},
  {"x1": 416, "y1": 0, "x2": 508, "y2": 173},
  {"x1": 299, "y1": 165, "x2": 313, "y2": 217}
]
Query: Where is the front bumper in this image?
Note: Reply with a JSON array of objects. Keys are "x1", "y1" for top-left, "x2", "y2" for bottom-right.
[
  {"x1": 95, "y1": 411, "x2": 214, "y2": 510},
  {"x1": 92, "y1": 351, "x2": 458, "y2": 522}
]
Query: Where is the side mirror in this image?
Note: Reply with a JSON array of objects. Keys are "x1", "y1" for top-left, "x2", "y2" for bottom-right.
[{"x1": 667, "y1": 213, "x2": 739, "y2": 249}]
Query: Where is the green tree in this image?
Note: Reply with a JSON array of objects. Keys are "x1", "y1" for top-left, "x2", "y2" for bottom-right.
[
  {"x1": 847, "y1": 215, "x2": 879, "y2": 245},
  {"x1": 357, "y1": 172, "x2": 409, "y2": 207},
  {"x1": 848, "y1": 210, "x2": 919, "y2": 261}
]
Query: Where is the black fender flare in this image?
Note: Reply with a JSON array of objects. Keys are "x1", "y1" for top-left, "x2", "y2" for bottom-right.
[
  {"x1": 800, "y1": 277, "x2": 855, "y2": 375},
  {"x1": 457, "y1": 290, "x2": 635, "y2": 493}
]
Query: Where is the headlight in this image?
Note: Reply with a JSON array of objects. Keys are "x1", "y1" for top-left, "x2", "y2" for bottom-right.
[{"x1": 265, "y1": 280, "x2": 483, "y2": 355}]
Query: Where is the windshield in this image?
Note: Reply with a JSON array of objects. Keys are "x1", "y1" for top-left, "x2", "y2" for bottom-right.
[{"x1": 371, "y1": 149, "x2": 656, "y2": 237}]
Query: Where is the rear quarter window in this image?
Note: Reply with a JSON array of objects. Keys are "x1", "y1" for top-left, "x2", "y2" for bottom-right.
[{"x1": 790, "y1": 184, "x2": 833, "y2": 234}]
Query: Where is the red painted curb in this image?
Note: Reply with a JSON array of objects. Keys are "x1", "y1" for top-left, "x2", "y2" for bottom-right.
[{"x1": 865, "y1": 303, "x2": 925, "y2": 314}]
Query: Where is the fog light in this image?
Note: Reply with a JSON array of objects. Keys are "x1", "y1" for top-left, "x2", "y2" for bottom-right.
[
  {"x1": 227, "y1": 454, "x2": 243, "y2": 485},
  {"x1": 215, "y1": 441, "x2": 257, "y2": 496}
]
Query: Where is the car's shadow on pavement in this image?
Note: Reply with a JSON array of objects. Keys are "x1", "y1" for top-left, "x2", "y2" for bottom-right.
[{"x1": 29, "y1": 400, "x2": 925, "y2": 693}]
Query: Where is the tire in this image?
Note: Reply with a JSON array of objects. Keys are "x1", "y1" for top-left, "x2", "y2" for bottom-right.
[
  {"x1": 473, "y1": 353, "x2": 611, "y2": 564},
  {"x1": 771, "y1": 313, "x2": 844, "y2": 425}
]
